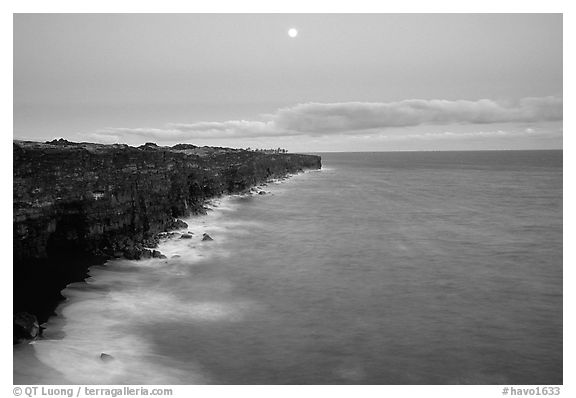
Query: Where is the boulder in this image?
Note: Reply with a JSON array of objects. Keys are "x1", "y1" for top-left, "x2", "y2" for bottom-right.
[
  {"x1": 123, "y1": 247, "x2": 141, "y2": 260},
  {"x1": 14, "y1": 312, "x2": 40, "y2": 343},
  {"x1": 202, "y1": 233, "x2": 214, "y2": 241},
  {"x1": 165, "y1": 219, "x2": 188, "y2": 231},
  {"x1": 180, "y1": 233, "x2": 193, "y2": 239},
  {"x1": 140, "y1": 249, "x2": 152, "y2": 259},
  {"x1": 152, "y1": 250, "x2": 167, "y2": 259},
  {"x1": 100, "y1": 353, "x2": 114, "y2": 362},
  {"x1": 258, "y1": 191, "x2": 266, "y2": 195}
]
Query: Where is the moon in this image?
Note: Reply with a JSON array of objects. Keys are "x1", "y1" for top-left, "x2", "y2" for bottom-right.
[{"x1": 288, "y1": 28, "x2": 298, "y2": 38}]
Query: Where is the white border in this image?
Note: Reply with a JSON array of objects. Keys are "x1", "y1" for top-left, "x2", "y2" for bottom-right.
[{"x1": 2, "y1": 2, "x2": 571, "y2": 397}]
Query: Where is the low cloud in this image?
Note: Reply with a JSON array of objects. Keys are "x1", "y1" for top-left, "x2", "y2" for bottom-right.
[
  {"x1": 373, "y1": 129, "x2": 552, "y2": 141},
  {"x1": 88, "y1": 121, "x2": 281, "y2": 143},
  {"x1": 274, "y1": 96, "x2": 562, "y2": 134},
  {"x1": 167, "y1": 120, "x2": 281, "y2": 138},
  {"x1": 87, "y1": 96, "x2": 562, "y2": 142}
]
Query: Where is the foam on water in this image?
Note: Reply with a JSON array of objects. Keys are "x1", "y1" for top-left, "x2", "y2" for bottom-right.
[
  {"x1": 13, "y1": 185, "x2": 277, "y2": 384},
  {"x1": 15, "y1": 256, "x2": 212, "y2": 384}
]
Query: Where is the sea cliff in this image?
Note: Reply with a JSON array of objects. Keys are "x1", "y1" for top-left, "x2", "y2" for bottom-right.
[{"x1": 13, "y1": 139, "x2": 321, "y2": 331}]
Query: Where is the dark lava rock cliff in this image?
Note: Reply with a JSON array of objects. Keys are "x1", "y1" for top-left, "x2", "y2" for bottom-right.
[{"x1": 13, "y1": 140, "x2": 321, "y2": 325}]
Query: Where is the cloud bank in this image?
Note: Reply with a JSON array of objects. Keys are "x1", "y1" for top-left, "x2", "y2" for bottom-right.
[
  {"x1": 273, "y1": 96, "x2": 562, "y2": 134},
  {"x1": 88, "y1": 96, "x2": 562, "y2": 142}
]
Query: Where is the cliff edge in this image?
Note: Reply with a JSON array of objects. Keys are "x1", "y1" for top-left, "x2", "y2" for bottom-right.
[{"x1": 13, "y1": 139, "x2": 321, "y2": 328}]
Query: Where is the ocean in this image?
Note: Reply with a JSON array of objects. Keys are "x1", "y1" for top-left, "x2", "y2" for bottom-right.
[{"x1": 13, "y1": 150, "x2": 563, "y2": 385}]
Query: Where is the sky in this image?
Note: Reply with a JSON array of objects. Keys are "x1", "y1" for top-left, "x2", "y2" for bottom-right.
[{"x1": 13, "y1": 13, "x2": 562, "y2": 151}]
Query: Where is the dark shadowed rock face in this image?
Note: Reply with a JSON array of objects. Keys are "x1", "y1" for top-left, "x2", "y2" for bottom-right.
[
  {"x1": 13, "y1": 312, "x2": 40, "y2": 344},
  {"x1": 13, "y1": 140, "x2": 321, "y2": 326},
  {"x1": 13, "y1": 141, "x2": 320, "y2": 261}
]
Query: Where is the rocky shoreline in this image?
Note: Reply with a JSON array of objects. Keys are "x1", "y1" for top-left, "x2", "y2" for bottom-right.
[{"x1": 13, "y1": 139, "x2": 321, "y2": 342}]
